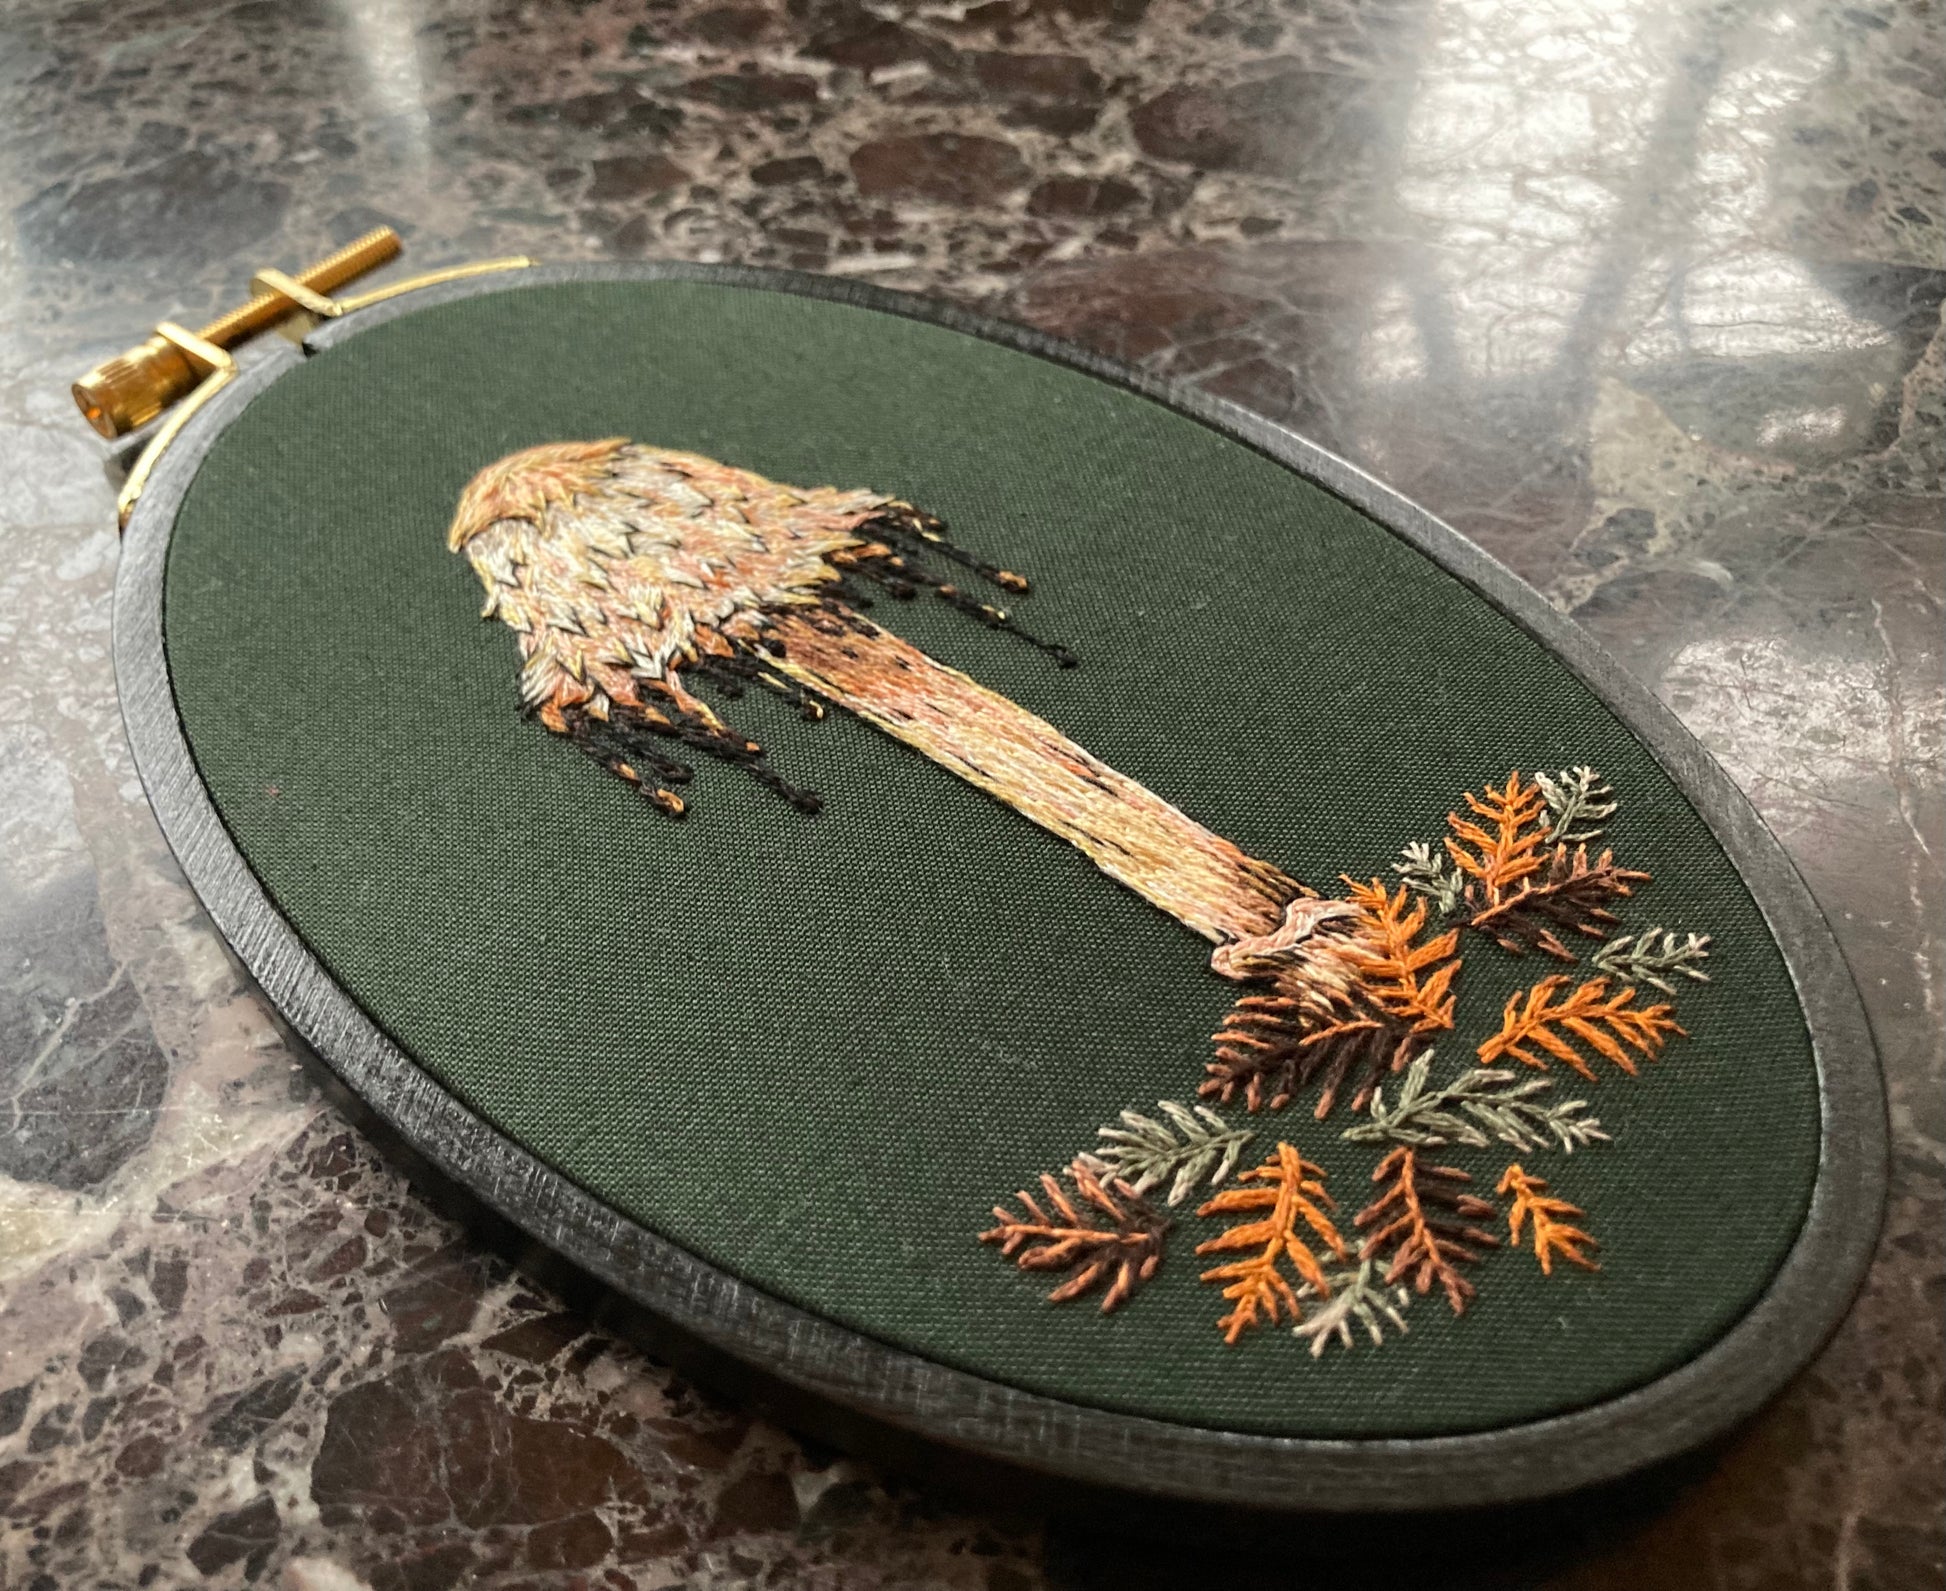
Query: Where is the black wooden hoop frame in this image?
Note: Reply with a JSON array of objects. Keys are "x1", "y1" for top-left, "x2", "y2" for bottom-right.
[{"x1": 114, "y1": 261, "x2": 1886, "y2": 1512}]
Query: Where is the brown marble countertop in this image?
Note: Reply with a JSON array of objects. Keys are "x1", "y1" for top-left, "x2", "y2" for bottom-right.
[{"x1": 1, "y1": 0, "x2": 1940, "y2": 1585}]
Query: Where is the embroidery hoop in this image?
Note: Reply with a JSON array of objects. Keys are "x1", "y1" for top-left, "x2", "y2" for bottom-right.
[{"x1": 112, "y1": 260, "x2": 1886, "y2": 1512}]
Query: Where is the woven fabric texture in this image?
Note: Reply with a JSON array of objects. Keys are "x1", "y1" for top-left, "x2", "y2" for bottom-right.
[{"x1": 162, "y1": 280, "x2": 1820, "y2": 1439}]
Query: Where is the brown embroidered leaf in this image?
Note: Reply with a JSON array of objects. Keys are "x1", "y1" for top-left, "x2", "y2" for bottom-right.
[
  {"x1": 980, "y1": 1158, "x2": 1170, "y2": 1312},
  {"x1": 1498, "y1": 1164, "x2": 1601, "y2": 1274},
  {"x1": 1301, "y1": 1019, "x2": 1421, "y2": 1118},
  {"x1": 1355, "y1": 1147, "x2": 1499, "y2": 1315},
  {"x1": 1477, "y1": 975, "x2": 1685, "y2": 1081},
  {"x1": 1202, "y1": 905, "x2": 1427, "y2": 1118},
  {"x1": 1342, "y1": 877, "x2": 1461, "y2": 1034},
  {"x1": 1203, "y1": 991, "x2": 1315, "y2": 1113},
  {"x1": 1469, "y1": 844, "x2": 1651, "y2": 959},
  {"x1": 1203, "y1": 989, "x2": 1421, "y2": 1118},
  {"x1": 1195, "y1": 1142, "x2": 1351, "y2": 1344},
  {"x1": 1444, "y1": 771, "x2": 1549, "y2": 906}
]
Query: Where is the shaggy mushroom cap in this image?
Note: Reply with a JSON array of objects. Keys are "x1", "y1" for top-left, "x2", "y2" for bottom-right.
[{"x1": 448, "y1": 439, "x2": 892, "y2": 725}]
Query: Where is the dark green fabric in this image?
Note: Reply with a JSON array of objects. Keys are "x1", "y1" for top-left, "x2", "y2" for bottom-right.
[{"x1": 163, "y1": 280, "x2": 1820, "y2": 1438}]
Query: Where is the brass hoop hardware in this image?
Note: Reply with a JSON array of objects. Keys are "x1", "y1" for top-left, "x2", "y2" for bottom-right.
[{"x1": 74, "y1": 227, "x2": 536, "y2": 528}]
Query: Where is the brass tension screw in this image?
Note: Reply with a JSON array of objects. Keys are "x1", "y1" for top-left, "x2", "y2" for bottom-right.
[{"x1": 71, "y1": 227, "x2": 404, "y2": 439}]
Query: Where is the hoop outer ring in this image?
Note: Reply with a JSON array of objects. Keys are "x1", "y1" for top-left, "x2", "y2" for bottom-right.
[{"x1": 114, "y1": 260, "x2": 1888, "y2": 1513}]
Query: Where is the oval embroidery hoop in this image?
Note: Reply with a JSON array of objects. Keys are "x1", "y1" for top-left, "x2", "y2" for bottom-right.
[{"x1": 111, "y1": 258, "x2": 1887, "y2": 1512}]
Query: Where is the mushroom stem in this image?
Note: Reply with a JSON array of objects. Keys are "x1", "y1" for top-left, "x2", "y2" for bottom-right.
[{"x1": 764, "y1": 611, "x2": 1298, "y2": 944}]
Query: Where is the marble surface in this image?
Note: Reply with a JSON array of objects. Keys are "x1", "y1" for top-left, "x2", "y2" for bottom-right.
[{"x1": 0, "y1": 0, "x2": 1940, "y2": 1584}]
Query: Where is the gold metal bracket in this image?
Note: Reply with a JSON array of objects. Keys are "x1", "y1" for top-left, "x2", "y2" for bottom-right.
[
  {"x1": 114, "y1": 324, "x2": 238, "y2": 528},
  {"x1": 249, "y1": 266, "x2": 346, "y2": 341},
  {"x1": 73, "y1": 227, "x2": 536, "y2": 528}
]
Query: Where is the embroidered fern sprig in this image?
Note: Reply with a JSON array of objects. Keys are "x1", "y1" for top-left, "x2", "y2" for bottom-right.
[
  {"x1": 1342, "y1": 1052, "x2": 1609, "y2": 1153},
  {"x1": 1478, "y1": 975, "x2": 1684, "y2": 1080},
  {"x1": 1203, "y1": 983, "x2": 1416, "y2": 1119},
  {"x1": 1468, "y1": 844, "x2": 1650, "y2": 959},
  {"x1": 1498, "y1": 1164, "x2": 1601, "y2": 1274},
  {"x1": 1463, "y1": 1080, "x2": 1609, "y2": 1153},
  {"x1": 1445, "y1": 771, "x2": 1550, "y2": 905},
  {"x1": 1293, "y1": 1259, "x2": 1412, "y2": 1357},
  {"x1": 1343, "y1": 1051, "x2": 1500, "y2": 1149},
  {"x1": 980, "y1": 1159, "x2": 1170, "y2": 1312},
  {"x1": 1195, "y1": 1143, "x2": 1350, "y2": 1343},
  {"x1": 1085, "y1": 1100, "x2": 1253, "y2": 1206},
  {"x1": 1203, "y1": 880, "x2": 1458, "y2": 1120},
  {"x1": 1342, "y1": 878, "x2": 1460, "y2": 1034},
  {"x1": 1356, "y1": 1147, "x2": 1498, "y2": 1315},
  {"x1": 1592, "y1": 926, "x2": 1712, "y2": 995},
  {"x1": 1536, "y1": 766, "x2": 1616, "y2": 844},
  {"x1": 1394, "y1": 840, "x2": 1466, "y2": 916}
]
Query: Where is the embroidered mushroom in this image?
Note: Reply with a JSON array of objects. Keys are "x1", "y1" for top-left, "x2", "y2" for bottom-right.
[{"x1": 447, "y1": 439, "x2": 1306, "y2": 951}]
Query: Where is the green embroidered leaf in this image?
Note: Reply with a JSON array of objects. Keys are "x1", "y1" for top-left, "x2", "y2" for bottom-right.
[
  {"x1": 1086, "y1": 1099, "x2": 1254, "y2": 1206},
  {"x1": 1592, "y1": 926, "x2": 1713, "y2": 995},
  {"x1": 1536, "y1": 766, "x2": 1617, "y2": 844},
  {"x1": 1342, "y1": 1052, "x2": 1609, "y2": 1153},
  {"x1": 1293, "y1": 1259, "x2": 1413, "y2": 1357},
  {"x1": 1393, "y1": 839, "x2": 1466, "y2": 916},
  {"x1": 1342, "y1": 1051, "x2": 1492, "y2": 1148},
  {"x1": 1462, "y1": 1084, "x2": 1610, "y2": 1154}
]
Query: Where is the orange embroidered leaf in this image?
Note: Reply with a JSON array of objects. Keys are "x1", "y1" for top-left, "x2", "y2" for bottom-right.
[
  {"x1": 1497, "y1": 1164, "x2": 1601, "y2": 1274},
  {"x1": 1355, "y1": 1147, "x2": 1499, "y2": 1315},
  {"x1": 1195, "y1": 1142, "x2": 1351, "y2": 1343},
  {"x1": 1477, "y1": 975, "x2": 1685, "y2": 1081},
  {"x1": 1469, "y1": 844, "x2": 1651, "y2": 959},
  {"x1": 1444, "y1": 771, "x2": 1549, "y2": 906},
  {"x1": 980, "y1": 1159, "x2": 1170, "y2": 1312},
  {"x1": 1342, "y1": 877, "x2": 1461, "y2": 1034}
]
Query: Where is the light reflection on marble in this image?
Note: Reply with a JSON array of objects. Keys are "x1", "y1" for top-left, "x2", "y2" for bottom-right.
[{"x1": 0, "y1": 0, "x2": 1938, "y2": 1584}]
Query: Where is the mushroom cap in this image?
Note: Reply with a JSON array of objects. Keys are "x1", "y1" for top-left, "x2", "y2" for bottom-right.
[{"x1": 451, "y1": 439, "x2": 893, "y2": 717}]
